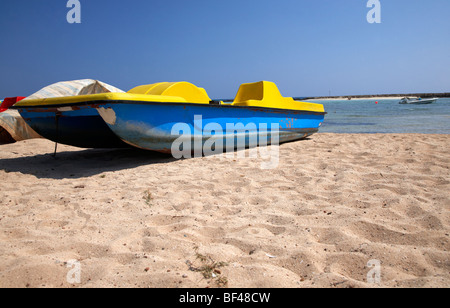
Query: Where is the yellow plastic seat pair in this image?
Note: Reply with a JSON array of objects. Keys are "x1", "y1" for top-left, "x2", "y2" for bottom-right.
[{"x1": 128, "y1": 81, "x2": 324, "y2": 113}]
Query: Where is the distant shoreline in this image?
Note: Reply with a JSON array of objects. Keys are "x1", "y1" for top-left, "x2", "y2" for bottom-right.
[{"x1": 298, "y1": 92, "x2": 450, "y2": 101}]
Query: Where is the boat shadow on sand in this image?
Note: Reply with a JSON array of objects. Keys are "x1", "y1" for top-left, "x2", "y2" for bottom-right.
[
  {"x1": 0, "y1": 147, "x2": 177, "y2": 180},
  {"x1": 0, "y1": 136, "x2": 314, "y2": 180}
]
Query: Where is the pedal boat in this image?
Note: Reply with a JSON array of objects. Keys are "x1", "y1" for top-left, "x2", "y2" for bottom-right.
[
  {"x1": 13, "y1": 80, "x2": 129, "y2": 148},
  {"x1": 94, "y1": 81, "x2": 326, "y2": 154}
]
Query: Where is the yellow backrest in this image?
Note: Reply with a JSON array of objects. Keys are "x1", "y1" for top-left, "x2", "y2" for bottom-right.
[
  {"x1": 233, "y1": 81, "x2": 266, "y2": 102},
  {"x1": 233, "y1": 81, "x2": 293, "y2": 106},
  {"x1": 232, "y1": 81, "x2": 324, "y2": 112},
  {"x1": 128, "y1": 82, "x2": 211, "y2": 104}
]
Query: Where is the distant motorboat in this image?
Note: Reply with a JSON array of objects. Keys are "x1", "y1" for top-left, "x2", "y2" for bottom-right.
[{"x1": 399, "y1": 97, "x2": 437, "y2": 105}]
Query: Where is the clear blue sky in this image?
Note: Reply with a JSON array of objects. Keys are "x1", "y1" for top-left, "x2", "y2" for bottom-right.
[{"x1": 1, "y1": 0, "x2": 449, "y2": 98}]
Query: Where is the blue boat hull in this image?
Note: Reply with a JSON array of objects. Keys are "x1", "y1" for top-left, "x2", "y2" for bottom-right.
[
  {"x1": 16, "y1": 104, "x2": 129, "y2": 148},
  {"x1": 97, "y1": 101, "x2": 325, "y2": 154}
]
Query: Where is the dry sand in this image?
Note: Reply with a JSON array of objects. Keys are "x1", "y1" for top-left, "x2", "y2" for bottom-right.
[{"x1": 0, "y1": 133, "x2": 448, "y2": 288}]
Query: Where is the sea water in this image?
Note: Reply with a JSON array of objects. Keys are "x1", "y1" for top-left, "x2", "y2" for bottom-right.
[{"x1": 309, "y1": 98, "x2": 450, "y2": 134}]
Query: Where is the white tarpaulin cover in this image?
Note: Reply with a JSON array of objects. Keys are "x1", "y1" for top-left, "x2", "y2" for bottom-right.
[{"x1": 23, "y1": 79, "x2": 124, "y2": 100}]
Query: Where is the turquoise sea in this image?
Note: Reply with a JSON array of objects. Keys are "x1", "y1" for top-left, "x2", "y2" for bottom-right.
[{"x1": 308, "y1": 98, "x2": 450, "y2": 134}]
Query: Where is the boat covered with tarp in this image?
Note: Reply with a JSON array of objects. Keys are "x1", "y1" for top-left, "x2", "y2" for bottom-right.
[{"x1": 13, "y1": 79, "x2": 130, "y2": 148}]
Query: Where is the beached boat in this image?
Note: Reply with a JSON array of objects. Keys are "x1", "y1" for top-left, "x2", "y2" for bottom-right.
[
  {"x1": 95, "y1": 81, "x2": 325, "y2": 154},
  {"x1": 399, "y1": 97, "x2": 437, "y2": 105},
  {"x1": 13, "y1": 79, "x2": 130, "y2": 148},
  {"x1": 14, "y1": 80, "x2": 325, "y2": 153}
]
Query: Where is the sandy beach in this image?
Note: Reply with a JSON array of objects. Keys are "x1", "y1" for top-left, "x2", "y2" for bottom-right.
[{"x1": 0, "y1": 133, "x2": 448, "y2": 288}]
